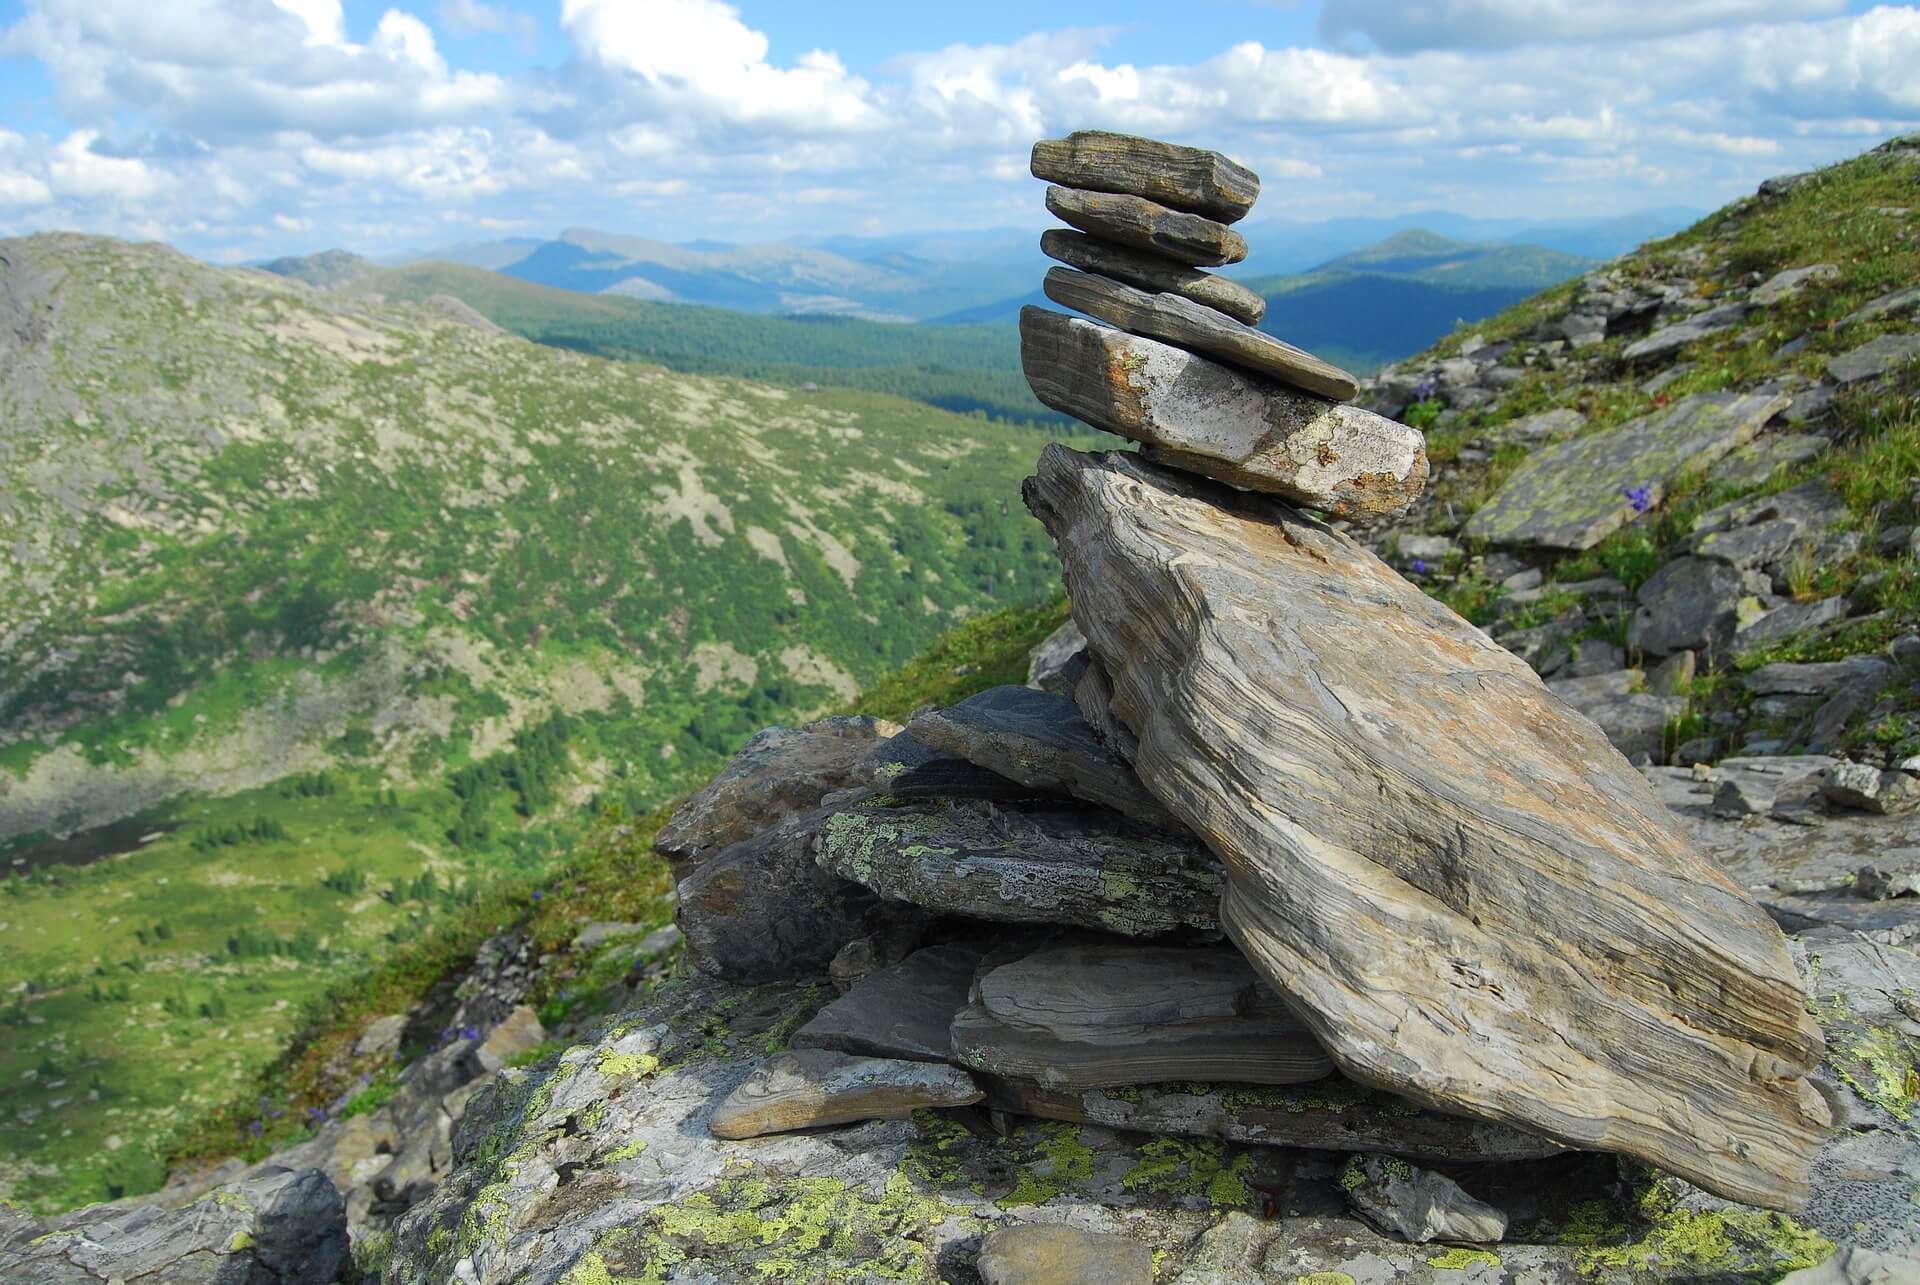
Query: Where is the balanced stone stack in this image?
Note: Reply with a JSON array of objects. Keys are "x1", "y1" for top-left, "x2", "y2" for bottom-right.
[{"x1": 666, "y1": 131, "x2": 1831, "y2": 1234}]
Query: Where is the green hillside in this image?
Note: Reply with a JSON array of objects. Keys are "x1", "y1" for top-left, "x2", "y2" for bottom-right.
[
  {"x1": 351, "y1": 261, "x2": 1061, "y2": 426},
  {"x1": 0, "y1": 233, "x2": 1084, "y2": 1211}
]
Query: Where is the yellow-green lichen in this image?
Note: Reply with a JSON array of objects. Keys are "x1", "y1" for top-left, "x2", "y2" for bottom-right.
[
  {"x1": 1427, "y1": 1247, "x2": 1500, "y2": 1270},
  {"x1": 597, "y1": 1050, "x2": 663, "y2": 1081},
  {"x1": 604, "y1": 1138, "x2": 649, "y2": 1162},
  {"x1": 1339, "y1": 1155, "x2": 1366, "y2": 1192},
  {"x1": 903, "y1": 1109, "x2": 978, "y2": 1190},
  {"x1": 1295, "y1": 1273, "x2": 1357, "y2": 1285},
  {"x1": 756, "y1": 984, "x2": 834, "y2": 1055},
  {"x1": 562, "y1": 1250, "x2": 647, "y2": 1285},
  {"x1": 996, "y1": 1122, "x2": 1096, "y2": 1209},
  {"x1": 1544, "y1": 1183, "x2": 1835, "y2": 1282},
  {"x1": 224, "y1": 1230, "x2": 255, "y2": 1253},
  {"x1": 871, "y1": 761, "x2": 906, "y2": 782},
  {"x1": 1121, "y1": 1137, "x2": 1254, "y2": 1212},
  {"x1": 1834, "y1": 1024, "x2": 1919, "y2": 1122}
]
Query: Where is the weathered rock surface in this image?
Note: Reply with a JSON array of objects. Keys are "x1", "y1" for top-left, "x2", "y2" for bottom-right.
[
  {"x1": 1709, "y1": 431, "x2": 1831, "y2": 489},
  {"x1": 679, "y1": 805, "x2": 926, "y2": 983},
  {"x1": 908, "y1": 685, "x2": 1183, "y2": 831},
  {"x1": 792, "y1": 943, "x2": 981, "y2": 1063},
  {"x1": 1021, "y1": 444, "x2": 1829, "y2": 1210},
  {"x1": 1343, "y1": 1154, "x2": 1508, "y2": 1244},
  {"x1": 1782, "y1": 1247, "x2": 1920, "y2": 1285},
  {"x1": 1044, "y1": 186, "x2": 1248, "y2": 267},
  {"x1": 1042, "y1": 228, "x2": 1266, "y2": 325},
  {"x1": 858, "y1": 731, "x2": 1040, "y2": 802},
  {"x1": 1839, "y1": 283, "x2": 1920, "y2": 327},
  {"x1": 1043, "y1": 266, "x2": 1358, "y2": 400},
  {"x1": 977, "y1": 1222, "x2": 1155, "y2": 1285},
  {"x1": 655, "y1": 716, "x2": 897, "y2": 881},
  {"x1": 1627, "y1": 555, "x2": 1771, "y2": 661},
  {"x1": 1020, "y1": 307, "x2": 1427, "y2": 520},
  {"x1": 709, "y1": 1049, "x2": 983, "y2": 1139},
  {"x1": 1465, "y1": 390, "x2": 1789, "y2": 549},
  {"x1": 1621, "y1": 301, "x2": 1749, "y2": 364},
  {"x1": 1828, "y1": 334, "x2": 1920, "y2": 384},
  {"x1": 951, "y1": 945, "x2": 1333, "y2": 1090},
  {"x1": 815, "y1": 797, "x2": 1224, "y2": 938},
  {"x1": 1025, "y1": 616, "x2": 1088, "y2": 695},
  {"x1": 1031, "y1": 130, "x2": 1260, "y2": 223},
  {"x1": 1546, "y1": 670, "x2": 1683, "y2": 762},
  {"x1": 1823, "y1": 761, "x2": 1920, "y2": 815},
  {"x1": 0, "y1": 1166, "x2": 348, "y2": 1284},
  {"x1": 1752, "y1": 263, "x2": 1839, "y2": 305}
]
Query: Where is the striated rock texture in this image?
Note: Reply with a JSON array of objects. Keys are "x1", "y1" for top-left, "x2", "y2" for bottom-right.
[
  {"x1": 709, "y1": 1049, "x2": 983, "y2": 1139},
  {"x1": 1042, "y1": 267, "x2": 1357, "y2": 400},
  {"x1": 1042, "y1": 230, "x2": 1266, "y2": 326},
  {"x1": 1044, "y1": 187, "x2": 1248, "y2": 267},
  {"x1": 1020, "y1": 307, "x2": 1427, "y2": 521},
  {"x1": 1021, "y1": 444, "x2": 1829, "y2": 1211},
  {"x1": 1031, "y1": 130, "x2": 1260, "y2": 223}
]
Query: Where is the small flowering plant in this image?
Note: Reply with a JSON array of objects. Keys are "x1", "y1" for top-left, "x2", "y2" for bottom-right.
[
  {"x1": 1404, "y1": 376, "x2": 1444, "y2": 431},
  {"x1": 1622, "y1": 484, "x2": 1653, "y2": 516}
]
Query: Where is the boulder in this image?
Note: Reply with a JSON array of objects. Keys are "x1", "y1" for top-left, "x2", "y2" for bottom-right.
[
  {"x1": 815, "y1": 798, "x2": 1224, "y2": 938},
  {"x1": 678, "y1": 805, "x2": 927, "y2": 984},
  {"x1": 1733, "y1": 597, "x2": 1851, "y2": 657},
  {"x1": 1828, "y1": 334, "x2": 1920, "y2": 384},
  {"x1": 977, "y1": 1223, "x2": 1155, "y2": 1285},
  {"x1": 655, "y1": 716, "x2": 898, "y2": 881},
  {"x1": 792, "y1": 943, "x2": 982, "y2": 1062},
  {"x1": 1751, "y1": 264, "x2": 1839, "y2": 305},
  {"x1": 1020, "y1": 307, "x2": 1428, "y2": 521},
  {"x1": 1031, "y1": 130, "x2": 1260, "y2": 223},
  {"x1": 1342, "y1": 1154, "x2": 1508, "y2": 1245},
  {"x1": 1043, "y1": 266, "x2": 1357, "y2": 400},
  {"x1": 708, "y1": 1049, "x2": 983, "y2": 1140},
  {"x1": 1546, "y1": 670, "x2": 1683, "y2": 761},
  {"x1": 0, "y1": 1166, "x2": 348, "y2": 1284},
  {"x1": 950, "y1": 944, "x2": 1333, "y2": 1090},
  {"x1": 1486, "y1": 406, "x2": 1584, "y2": 444},
  {"x1": 1044, "y1": 185, "x2": 1248, "y2": 266},
  {"x1": 1620, "y1": 301, "x2": 1749, "y2": 364},
  {"x1": 907, "y1": 685, "x2": 1183, "y2": 830},
  {"x1": 1838, "y1": 284, "x2": 1920, "y2": 327},
  {"x1": 1025, "y1": 617, "x2": 1088, "y2": 695},
  {"x1": 1021, "y1": 445, "x2": 1828, "y2": 1210},
  {"x1": 1822, "y1": 761, "x2": 1920, "y2": 815},
  {"x1": 858, "y1": 731, "x2": 1039, "y2": 803},
  {"x1": 1709, "y1": 432, "x2": 1831, "y2": 489},
  {"x1": 1041, "y1": 228, "x2": 1265, "y2": 325},
  {"x1": 1467, "y1": 390, "x2": 1789, "y2": 550},
  {"x1": 1627, "y1": 556, "x2": 1772, "y2": 660}
]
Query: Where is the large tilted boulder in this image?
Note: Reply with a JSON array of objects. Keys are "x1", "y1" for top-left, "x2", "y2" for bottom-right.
[{"x1": 1021, "y1": 444, "x2": 1829, "y2": 1211}]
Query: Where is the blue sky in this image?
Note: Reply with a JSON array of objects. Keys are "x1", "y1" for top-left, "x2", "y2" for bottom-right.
[{"x1": 1, "y1": 1, "x2": 1915, "y2": 261}]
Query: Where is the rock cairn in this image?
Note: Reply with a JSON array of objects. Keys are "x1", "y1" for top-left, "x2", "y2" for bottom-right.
[{"x1": 664, "y1": 131, "x2": 1829, "y2": 1240}]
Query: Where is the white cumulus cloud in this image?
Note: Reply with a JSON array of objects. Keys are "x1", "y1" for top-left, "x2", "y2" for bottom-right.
[{"x1": 1320, "y1": 0, "x2": 1847, "y2": 51}]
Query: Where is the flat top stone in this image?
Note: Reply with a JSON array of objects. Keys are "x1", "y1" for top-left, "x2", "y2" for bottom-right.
[
  {"x1": 1042, "y1": 228, "x2": 1266, "y2": 326},
  {"x1": 1022, "y1": 444, "x2": 1827, "y2": 1210},
  {"x1": 1828, "y1": 333, "x2": 1920, "y2": 384},
  {"x1": 790, "y1": 943, "x2": 981, "y2": 1063},
  {"x1": 1043, "y1": 266, "x2": 1358, "y2": 402},
  {"x1": 1045, "y1": 185, "x2": 1248, "y2": 268},
  {"x1": 1031, "y1": 130, "x2": 1260, "y2": 223},
  {"x1": 708, "y1": 1049, "x2": 982, "y2": 1140},
  {"x1": 1840, "y1": 283, "x2": 1920, "y2": 326},
  {"x1": 1463, "y1": 390, "x2": 1789, "y2": 550},
  {"x1": 1020, "y1": 307, "x2": 1426, "y2": 522}
]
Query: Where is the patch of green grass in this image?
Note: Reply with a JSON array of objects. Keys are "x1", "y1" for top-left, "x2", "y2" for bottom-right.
[{"x1": 841, "y1": 595, "x2": 1071, "y2": 724}]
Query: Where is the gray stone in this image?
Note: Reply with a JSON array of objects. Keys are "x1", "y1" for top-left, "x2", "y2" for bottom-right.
[
  {"x1": 1041, "y1": 228, "x2": 1266, "y2": 325},
  {"x1": 858, "y1": 731, "x2": 1039, "y2": 803},
  {"x1": 1714, "y1": 774, "x2": 1777, "y2": 818},
  {"x1": 1823, "y1": 761, "x2": 1920, "y2": 815},
  {"x1": 1045, "y1": 185, "x2": 1248, "y2": 267},
  {"x1": 1839, "y1": 284, "x2": 1920, "y2": 327},
  {"x1": 1628, "y1": 556, "x2": 1772, "y2": 660},
  {"x1": 1752, "y1": 263, "x2": 1840, "y2": 305},
  {"x1": 977, "y1": 1223, "x2": 1154, "y2": 1285},
  {"x1": 1783, "y1": 382, "x2": 1838, "y2": 425},
  {"x1": 1548, "y1": 670, "x2": 1683, "y2": 761},
  {"x1": 1488, "y1": 406, "x2": 1586, "y2": 444},
  {"x1": 1026, "y1": 618, "x2": 1088, "y2": 696},
  {"x1": 1044, "y1": 266, "x2": 1358, "y2": 401},
  {"x1": 1733, "y1": 596, "x2": 1852, "y2": 656},
  {"x1": 655, "y1": 716, "x2": 897, "y2": 881},
  {"x1": 950, "y1": 944, "x2": 1333, "y2": 1090},
  {"x1": 473, "y1": 1005, "x2": 545, "y2": 1075},
  {"x1": 1828, "y1": 334, "x2": 1920, "y2": 384},
  {"x1": 708, "y1": 1049, "x2": 983, "y2": 1139},
  {"x1": 791, "y1": 943, "x2": 981, "y2": 1063},
  {"x1": 908, "y1": 685, "x2": 1182, "y2": 831},
  {"x1": 574, "y1": 921, "x2": 647, "y2": 950},
  {"x1": 815, "y1": 797, "x2": 1224, "y2": 938},
  {"x1": 1649, "y1": 649, "x2": 1697, "y2": 696},
  {"x1": 1020, "y1": 308, "x2": 1427, "y2": 521},
  {"x1": 1465, "y1": 391, "x2": 1788, "y2": 550},
  {"x1": 1686, "y1": 516, "x2": 1807, "y2": 570},
  {"x1": 678, "y1": 805, "x2": 927, "y2": 984},
  {"x1": 1779, "y1": 1247, "x2": 1920, "y2": 1285},
  {"x1": 1031, "y1": 130, "x2": 1260, "y2": 223},
  {"x1": 1693, "y1": 478, "x2": 1850, "y2": 540},
  {"x1": 1642, "y1": 364, "x2": 1696, "y2": 396},
  {"x1": 1567, "y1": 638, "x2": 1627, "y2": 677},
  {"x1": 1621, "y1": 302, "x2": 1750, "y2": 364},
  {"x1": 1392, "y1": 533, "x2": 1457, "y2": 570},
  {"x1": 1710, "y1": 432, "x2": 1831, "y2": 488},
  {"x1": 1343, "y1": 1154, "x2": 1508, "y2": 1245},
  {"x1": 1744, "y1": 656, "x2": 1891, "y2": 698},
  {"x1": 0, "y1": 1166, "x2": 348, "y2": 1284},
  {"x1": 1022, "y1": 445, "x2": 1827, "y2": 1210},
  {"x1": 354, "y1": 1013, "x2": 408, "y2": 1058}
]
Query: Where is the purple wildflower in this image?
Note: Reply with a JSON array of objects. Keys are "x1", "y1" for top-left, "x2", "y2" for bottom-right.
[
  {"x1": 1411, "y1": 558, "x2": 1427, "y2": 575},
  {"x1": 1622, "y1": 485, "x2": 1653, "y2": 515},
  {"x1": 461, "y1": 1024, "x2": 480, "y2": 1041},
  {"x1": 247, "y1": 1119, "x2": 263, "y2": 1137},
  {"x1": 1415, "y1": 378, "x2": 1437, "y2": 400},
  {"x1": 533, "y1": 891, "x2": 542, "y2": 902}
]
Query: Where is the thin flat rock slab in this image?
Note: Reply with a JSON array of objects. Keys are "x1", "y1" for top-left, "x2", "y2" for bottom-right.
[
  {"x1": 656, "y1": 715, "x2": 898, "y2": 881},
  {"x1": 1043, "y1": 229, "x2": 1266, "y2": 325},
  {"x1": 791, "y1": 943, "x2": 982, "y2": 1063},
  {"x1": 815, "y1": 797, "x2": 1224, "y2": 938},
  {"x1": 1020, "y1": 307, "x2": 1426, "y2": 522},
  {"x1": 1021, "y1": 445, "x2": 1829, "y2": 1211},
  {"x1": 1043, "y1": 267, "x2": 1357, "y2": 401},
  {"x1": 950, "y1": 944, "x2": 1332, "y2": 1089},
  {"x1": 977, "y1": 1223, "x2": 1154, "y2": 1285},
  {"x1": 985, "y1": 1077, "x2": 1565, "y2": 1165},
  {"x1": 1045, "y1": 186, "x2": 1247, "y2": 267},
  {"x1": 1031, "y1": 131, "x2": 1260, "y2": 223},
  {"x1": 857, "y1": 731, "x2": 1040, "y2": 803},
  {"x1": 907, "y1": 685, "x2": 1184, "y2": 831},
  {"x1": 708, "y1": 1049, "x2": 983, "y2": 1140},
  {"x1": 1463, "y1": 390, "x2": 1789, "y2": 550}
]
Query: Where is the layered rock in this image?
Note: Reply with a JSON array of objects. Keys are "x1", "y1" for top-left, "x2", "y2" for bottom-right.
[
  {"x1": 1044, "y1": 186, "x2": 1248, "y2": 267},
  {"x1": 1041, "y1": 230, "x2": 1265, "y2": 325},
  {"x1": 1021, "y1": 444, "x2": 1828, "y2": 1209},
  {"x1": 1031, "y1": 130, "x2": 1260, "y2": 223}
]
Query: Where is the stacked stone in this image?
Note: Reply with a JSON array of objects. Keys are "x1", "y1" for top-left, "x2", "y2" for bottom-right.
[
  {"x1": 1019, "y1": 130, "x2": 1430, "y2": 521},
  {"x1": 664, "y1": 132, "x2": 1834, "y2": 1235}
]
